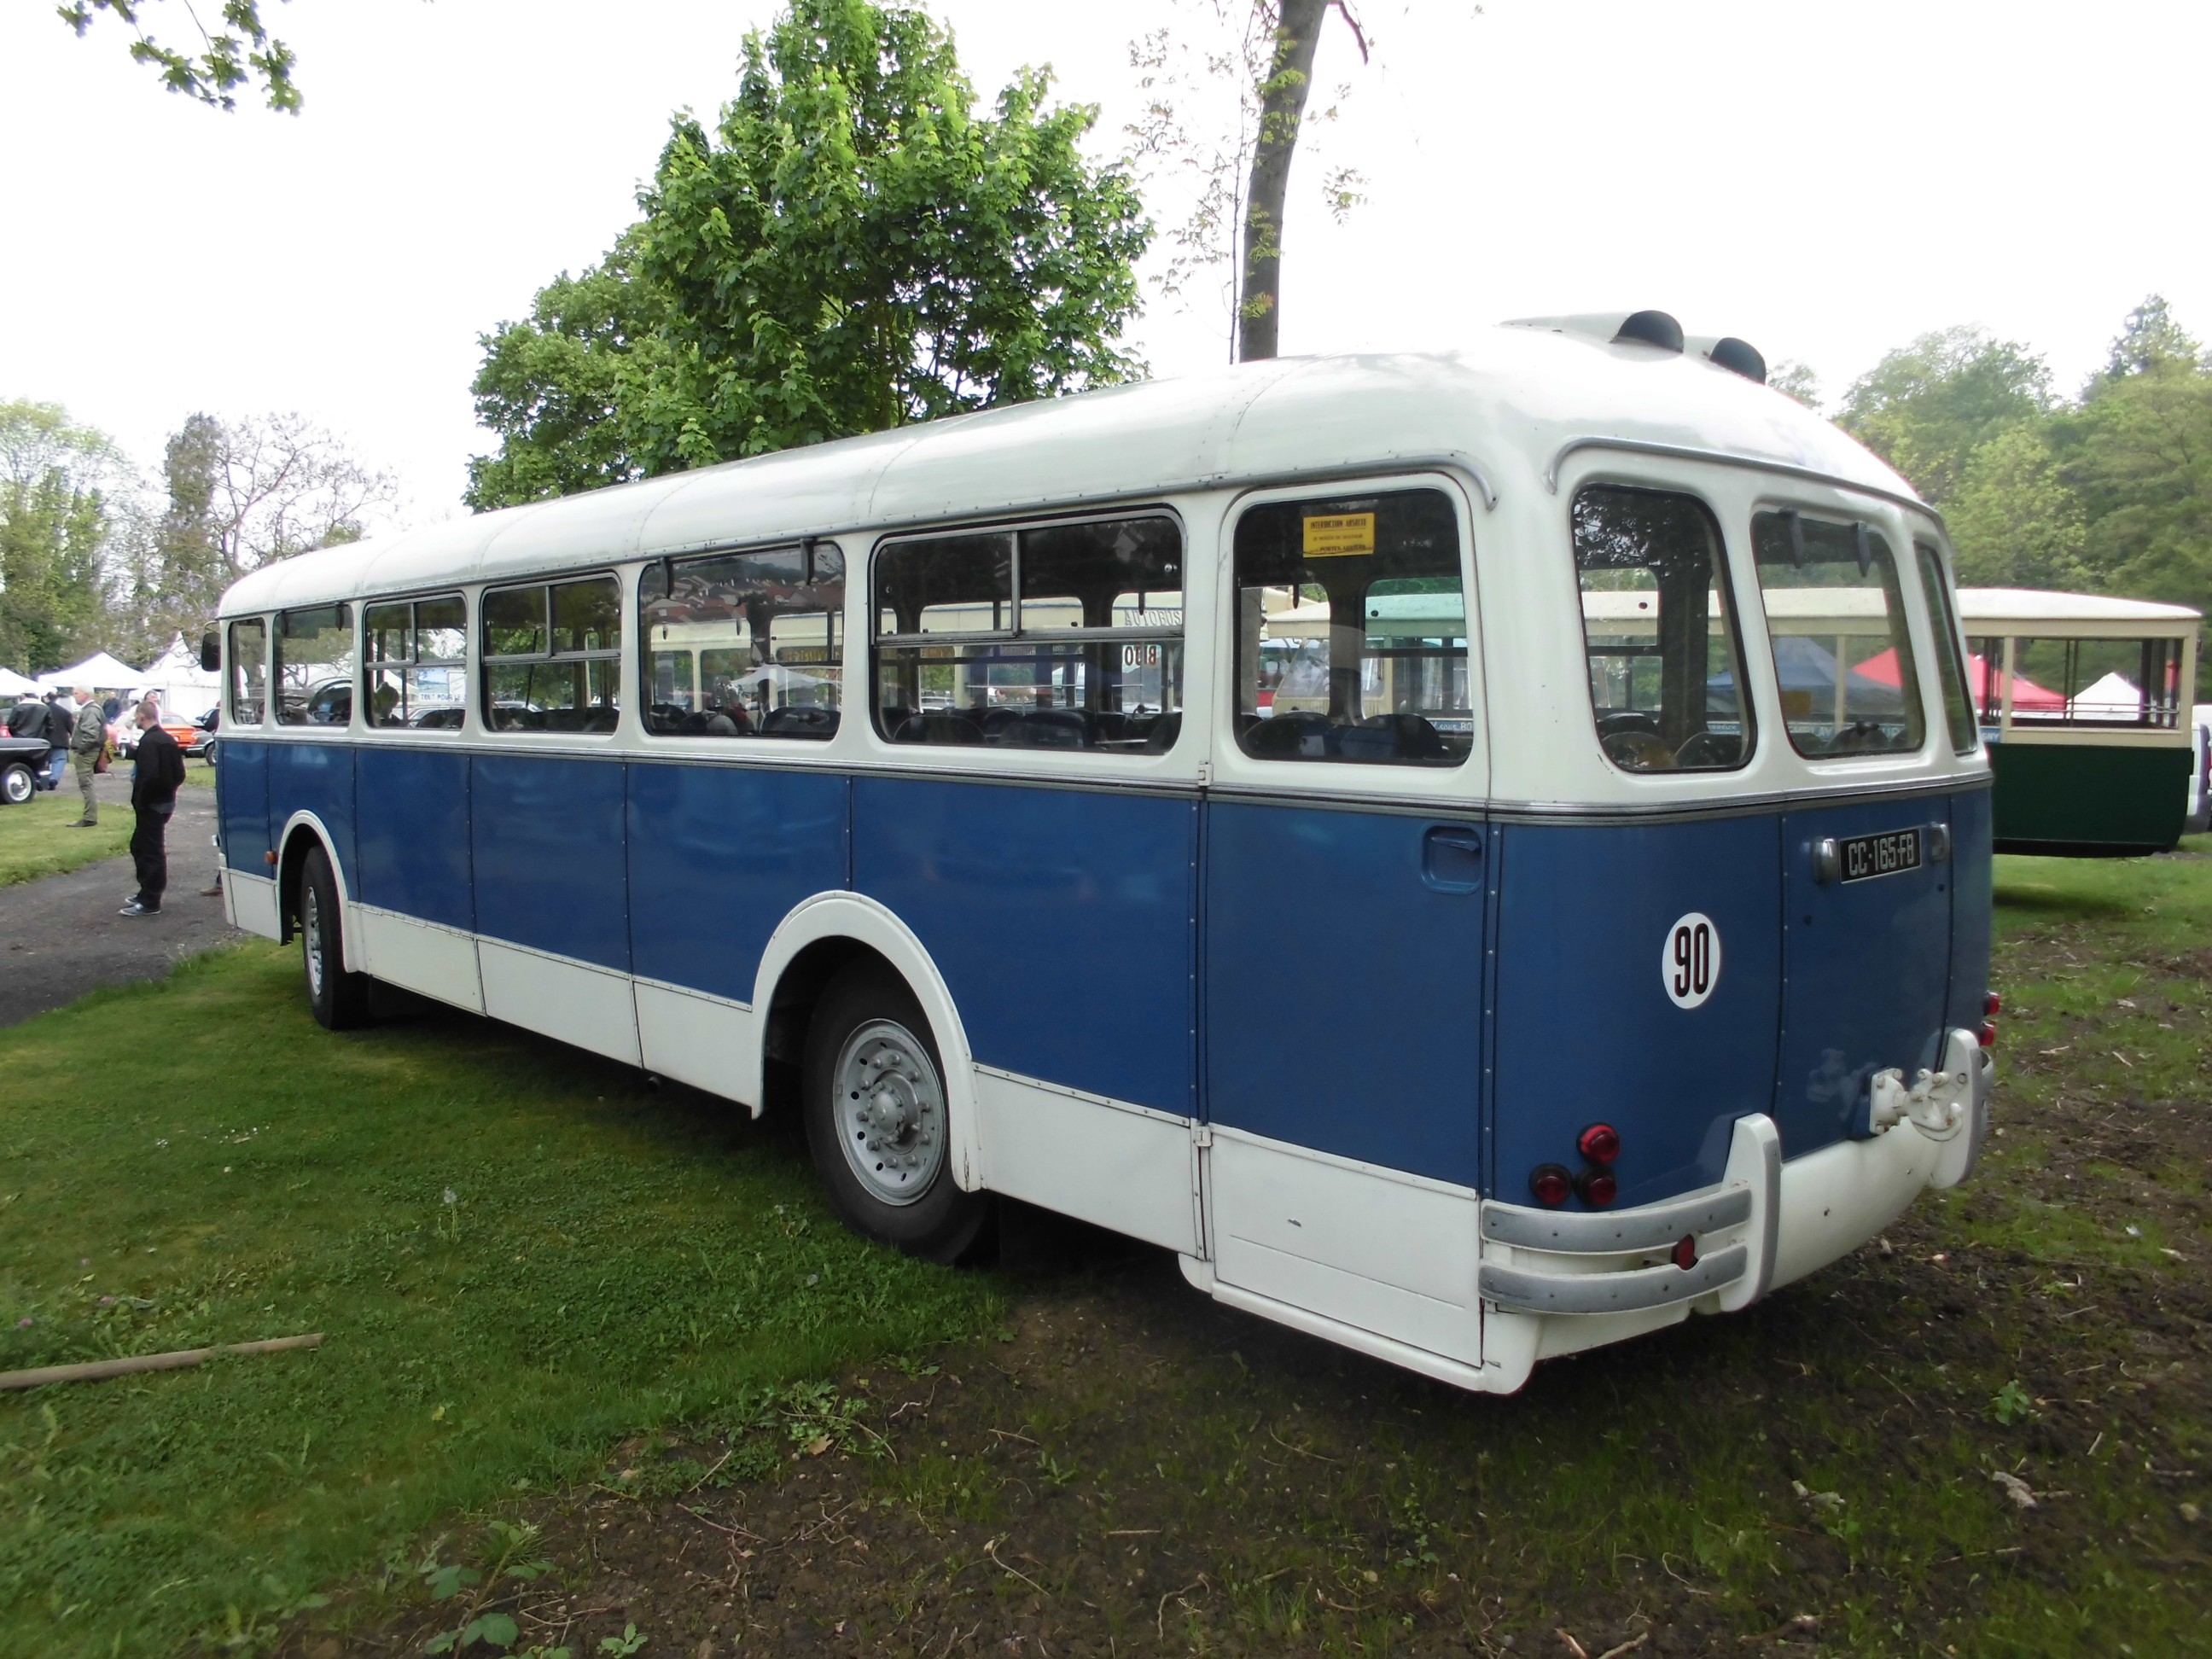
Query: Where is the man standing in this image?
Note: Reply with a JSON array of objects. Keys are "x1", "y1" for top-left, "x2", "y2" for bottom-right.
[
  {"x1": 38, "y1": 692, "x2": 73, "y2": 789},
  {"x1": 66, "y1": 687, "x2": 106, "y2": 825},
  {"x1": 120, "y1": 700, "x2": 184, "y2": 918}
]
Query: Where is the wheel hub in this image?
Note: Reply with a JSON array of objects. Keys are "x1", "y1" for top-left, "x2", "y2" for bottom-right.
[{"x1": 834, "y1": 1021, "x2": 944, "y2": 1206}]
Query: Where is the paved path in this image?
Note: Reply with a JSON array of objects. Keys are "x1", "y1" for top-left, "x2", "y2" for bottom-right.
[{"x1": 0, "y1": 775, "x2": 242, "y2": 1028}]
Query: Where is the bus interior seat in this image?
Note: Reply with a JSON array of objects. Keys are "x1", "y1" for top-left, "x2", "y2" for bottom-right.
[
  {"x1": 760, "y1": 706, "x2": 839, "y2": 738},
  {"x1": 893, "y1": 712, "x2": 985, "y2": 745},
  {"x1": 1140, "y1": 712, "x2": 1182, "y2": 753}
]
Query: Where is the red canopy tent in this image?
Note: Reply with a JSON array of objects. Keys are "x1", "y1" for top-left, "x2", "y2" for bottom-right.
[{"x1": 1851, "y1": 647, "x2": 2064, "y2": 711}]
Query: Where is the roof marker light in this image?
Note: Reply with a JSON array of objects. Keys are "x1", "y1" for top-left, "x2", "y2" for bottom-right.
[
  {"x1": 1612, "y1": 310, "x2": 1685, "y2": 352},
  {"x1": 1707, "y1": 336, "x2": 1767, "y2": 384}
]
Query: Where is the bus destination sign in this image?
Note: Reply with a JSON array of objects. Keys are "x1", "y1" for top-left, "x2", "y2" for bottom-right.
[{"x1": 1839, "y1": 827, "x2": 1923, "y2": 883}]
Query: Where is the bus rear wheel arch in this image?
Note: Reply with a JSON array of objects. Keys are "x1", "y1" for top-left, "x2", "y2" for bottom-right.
[
  {"x1": 296, "y1": 843, "x2": 372, "y2": 1030},
  {"x1": 801, "y1": 960, "x2": 992, "y2": 1265}
]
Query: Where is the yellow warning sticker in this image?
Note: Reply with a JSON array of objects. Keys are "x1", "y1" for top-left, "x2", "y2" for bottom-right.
[{"x1": 1302, "y1": 512, "x2": 1376, "y2": 557}]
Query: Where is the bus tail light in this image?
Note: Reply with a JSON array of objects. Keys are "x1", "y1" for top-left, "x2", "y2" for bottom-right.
[
  {"x1": 1671, "y1": 1234, "x2": 1698, "y2": 1271},
  {"x1": 1984, "y1": 992, "x2": 2002, "y2": 1017},
  {"x1": 1978, "y1": 1022, "x2": 1996, "y2": 1049},
  {"x1": 1575, "y1": 1167, "x2": 1618, "y2": 1208},
  {"x1": 1576, "y1": 1122, "x2": 1621, "y2": 1165},
  {"x1": 1529, "y1": 1164, "x2": 1573, "y2": 1208}
]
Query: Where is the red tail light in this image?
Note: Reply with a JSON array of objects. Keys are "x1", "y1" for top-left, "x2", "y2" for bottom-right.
[
  {"x1": 1576, "y1": 1122, "x2": 1621, "y2": 1165},
  {"x1": 1983, "y1": 992, "x2": 2002, "y2": 1017},
  {"x1": 1672, "y1": 1234, "x2": 1698, "y2": 1270},
  {"x1": 1575, "y1": 1167, "x2": 1618, "y2": 1208},
  {"x1": 1529, "y1": 1164, "x2": 1573, "y2": 1207},
  {"x1": 1977, "y1": 1022, "x2": 1996, "y2": 1048}
]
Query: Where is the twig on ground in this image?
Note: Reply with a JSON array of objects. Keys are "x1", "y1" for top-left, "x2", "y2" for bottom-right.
[
  {"x1": 1556, "y1": 1632, "x2": 1590, "y2": 1659},
  {"x1": 1156, "y1": 1575, "x2": 1208, "y2": 1639},
  {"x1": 678, "y1": 1504, "x2": 764, "y2": 1541},
  {"x1": 0, "y1": 1332, "x2": 323, "y2": 1390},
  {"x1": 1596, "y1": 1634, "x2": 1650, "y2": 1659},
  {"x1": 986, "y1": 1536, "x2": 1048, "y2": 1595}
]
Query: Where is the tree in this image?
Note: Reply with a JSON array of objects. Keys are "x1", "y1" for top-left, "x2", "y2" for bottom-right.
[
  {"x1": 0, "y1": 401, "x2": 132, "y2": 672},
  {"x1": 1944, "y1": 423, "x2": 2093, "y2": 593},
  {"x1": 2052, "y1": 352, "x2": 2212, "y2": 619},
  {"x1": 467, "y1": 0, "x2": 1150, "y2": 509},
  {"x1": 2095, "y1": 293, "x2": 2200, "y2": 386},
  {"x1": 1124, "y1": 0, "x2": 1378, "y2": 361},
  {"x1": 58, "y1": 0, "x2": 300, "y2": 113},
  {"x1": 1836, "y1": 326, "x2": 2053, "y2": 505},
  {"x1": 1767, "y1": 360, "x2": 1822, "y2": 410},
  {"x1": 130, "y1": 412, "x2": 396, "y2": 641}
]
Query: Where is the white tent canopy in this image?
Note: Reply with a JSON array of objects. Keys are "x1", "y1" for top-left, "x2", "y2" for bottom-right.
[
  {"x1": 34, "y1": 650, "x2": 144, "y2": 691},
  {"x1": 141, "y1": 632, "x2": 219, "y2": 692},
  {"x1": 0, "y1": 666, "x2": 41, "y2": 698}
]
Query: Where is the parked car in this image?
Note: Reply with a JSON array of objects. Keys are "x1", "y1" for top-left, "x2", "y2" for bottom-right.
[
  {"x1": 2189, "y1": 704, "x2": 2212, "y2": 835},
  {"x1": 111, "y1": 706, "x2": 217, "y2": 760},
  {"x1": 0, "y1": 732, "x2": 52, "y2": 806}
]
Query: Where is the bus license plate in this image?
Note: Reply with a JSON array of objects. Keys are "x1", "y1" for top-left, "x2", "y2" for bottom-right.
[{"x1": 1839, "y1": 827, "x2": 1923, "y2": 883}]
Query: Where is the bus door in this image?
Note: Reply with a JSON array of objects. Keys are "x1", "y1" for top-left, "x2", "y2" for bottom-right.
[
  {"x1": 1201, "y1": 481, "x2": 1491, "y2": 1370},
  {"x1": 1754, "y1": 510, "x2": 1954, "y2": 1155}
]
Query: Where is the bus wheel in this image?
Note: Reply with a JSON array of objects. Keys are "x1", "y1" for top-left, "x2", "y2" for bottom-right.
[
  {"x1": 298, "y1": 845, "x2": 372, "y2": 1031},
  {"x1": 803, "y1": 963, "x2": 991, "y2": 1264}
]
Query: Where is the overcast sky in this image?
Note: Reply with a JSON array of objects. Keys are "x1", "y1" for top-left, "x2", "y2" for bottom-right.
[{"x1": 4, "y1": 0, "x2": 2206, "y2": 525}]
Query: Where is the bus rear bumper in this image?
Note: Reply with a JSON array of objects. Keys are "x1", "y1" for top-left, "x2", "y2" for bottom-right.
[{"x1": 1479, "y1": 1037, "x2": 1993, "y2": 1390}]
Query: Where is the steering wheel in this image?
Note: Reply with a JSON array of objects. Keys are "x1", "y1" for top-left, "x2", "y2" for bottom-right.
[
  {"x1": 1597, "y1": 710, "x2": 1662, "y2": 737},
  {"x1": 1604, "y1": 730, "x2": 1675, "y2": 770},
  {"x1": 1674, "y1": 730, "x2": 1738, "y2": 768}
]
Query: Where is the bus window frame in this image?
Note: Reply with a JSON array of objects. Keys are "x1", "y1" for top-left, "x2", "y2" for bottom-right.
[
  {"x1": 227, "y1": 616, "x2": 269, "y2": 728},
  {"x1": 478, "y1": 570, "x2": 626, "y2": 738},
  {"x1": 637, "y1": 538, "x2": 849, "y2": 743},
  {"x1": 362, "y1": 589, "x2": 470, "y2": 736},
  {"x1": 1212, "y1": 471, "x2": 1485, "y2": 792},
  {"x1": 1744, "y1": 498, "x2": 1937, "y2": 765},
  {"x1": 866, "y1": 504, "x2": 1190, "y2": 756},
  {"x1": 272, "y1": 602, "x2": 358, "y2": 731},
  {"x1": 1909, "y1": 537, "x2": 1981, "y2": 756}
]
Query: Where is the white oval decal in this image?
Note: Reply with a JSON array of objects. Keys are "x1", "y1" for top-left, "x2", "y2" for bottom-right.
[{"x1": 1662, "y1": 912, "x2": 1721, "y2": 1009}]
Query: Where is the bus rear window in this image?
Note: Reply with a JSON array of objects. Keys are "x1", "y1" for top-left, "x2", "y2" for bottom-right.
[
  {"x1": 1571, "y1": 486, "x2": 1750, "y2": 772},
  {"x1": 1231, "y1": 488, "x2": 1471, "y2": 765},
  {"x1": 1912, "y1": 542, "x2": 1978, "y2": 754},
  {"x1": 1751, "y1": 511, "x2": 1925, "y2": 759}
]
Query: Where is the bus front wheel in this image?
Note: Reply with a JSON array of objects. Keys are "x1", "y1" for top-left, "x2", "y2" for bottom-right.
[
  {"x1": 298, "y1": 845, "x2": 372, "y2": 1031},
  {"x1": 802, "y1": 963, "x2": 992, "y2": 1264}
]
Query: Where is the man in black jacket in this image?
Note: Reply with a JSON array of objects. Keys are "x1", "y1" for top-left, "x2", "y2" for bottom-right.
[{"x1": 120, "y1": 700, "x2": 185, "y2": 918}]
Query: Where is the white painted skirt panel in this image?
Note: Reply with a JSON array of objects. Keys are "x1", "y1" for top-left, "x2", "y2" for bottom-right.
[
  {"x1": 635, "y1": 981, "x2": 754, "y2": 1106},
  {"x1": 974, "y1": 1070, "x2": 1198, "y2": 1255},
  {"x1": 1209, "y1": 1132, "x2": 1481, "y2": 1366},
  {"x1": 477, "y1": 940, "x2": 642, "y2": 1067},
  {"x1": 357, "y1": 907, "x2": 485, "y2": 1013},
  {"x1": 228, "y1": 870, "x2": 282, "y2": 940}
]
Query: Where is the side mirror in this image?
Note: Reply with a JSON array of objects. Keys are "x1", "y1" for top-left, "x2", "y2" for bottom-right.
[{"x1": 200, "y1": 630, "x2": 219, "y2": 673}]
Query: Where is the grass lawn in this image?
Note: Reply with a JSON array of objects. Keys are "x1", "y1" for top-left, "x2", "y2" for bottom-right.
[
  {"x1": 0, "y1": 943, "x2": 1001, "y2": 1658},
  {"x1": 3, "y1": 844, "x2": 2209, "y2": 1658},
  {"x1": 0, "y1": 761, "x2": 210, "y2": 887}
]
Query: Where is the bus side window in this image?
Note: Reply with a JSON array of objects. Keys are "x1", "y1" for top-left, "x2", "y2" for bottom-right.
[
  {"x1": 366, "y1": 594, "x2": 468, "y2": 731},
  {"x1": 1571, "y1": 486, "x2": 1751, "y2": 773},
  {"x1": 638, "y1": 544, "x2": 845, "y2": 739},
  {"x1": 228, "y1": 619, "x2": 266, "y2": 725},
  {"x1": 481, "y1": 578, "x2": 622, "y2": 733},
  {"x1": 871, "y1": 519, "x2": 1184, "y2": 751},
  {"x1": 1912, "y1": 543, "x2": 1978, "y2": 754},
  {"x1": 274, "y1": 603, "x2": 355, "y2": 728},
  {"x1": 1231, "y1": 487, "x2": 1471, "y2": 765}
]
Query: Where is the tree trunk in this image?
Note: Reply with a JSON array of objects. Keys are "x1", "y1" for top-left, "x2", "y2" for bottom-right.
[{"x1": 1237, "y1": 0, "x2": 1327, "y2": 364}]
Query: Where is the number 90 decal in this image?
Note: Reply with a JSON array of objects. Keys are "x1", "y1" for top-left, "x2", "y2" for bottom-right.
[{"x1": 1662, "y1": 912, "x2": 1720, "y2": 1010}]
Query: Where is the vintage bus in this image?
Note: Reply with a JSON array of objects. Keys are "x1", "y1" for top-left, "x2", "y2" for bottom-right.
[{"x1": 210, "y1": 314, "x2": 1995, "y2": 1394}]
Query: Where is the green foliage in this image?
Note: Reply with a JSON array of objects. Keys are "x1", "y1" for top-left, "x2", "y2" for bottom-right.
[
  {"x1": 2053, "y1": 354, "x2": 2212, "y2": 618},
  {"x1": 0, "y1": 943, "x2": 999, "y2": 1657},
  {"x1": 1945, "y1": 422, "x2": 2093, "y2": 591},
  {"x1": 1837, "y1": 324, "x2": 2054, "y2": 505},
  {"x1": 467, "y1": 0, "x2": 1150, "y2": 510},
  {"x1": 58, "y1": 0, "x2": 300, "y2": 114},
  {"x1": 0, "y1": 400, "x2": 131, "y2": 674}
]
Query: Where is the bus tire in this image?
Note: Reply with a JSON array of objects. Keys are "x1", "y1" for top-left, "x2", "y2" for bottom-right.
[
  {"x1": 802, "y1": 963, "x2": 991, "y2": 1265},
  {"x1": 298, "y1": 845, "x2": 372, "y2": 1031}
]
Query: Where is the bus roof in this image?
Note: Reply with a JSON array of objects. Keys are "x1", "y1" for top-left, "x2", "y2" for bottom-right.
[
  {"x1": 1956, "y1": 587, "x2": 2202, "y2": 627},
  {"x1": 219, "y1": 326, "x2": 1924, "y2": 618}
]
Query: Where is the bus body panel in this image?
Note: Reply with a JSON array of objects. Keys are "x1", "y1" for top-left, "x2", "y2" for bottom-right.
[
  {"x1": 267, "y1": 740, "x2": 355, "y2": 889},
  {"x1": 1988, "y1": 740, "x2": 2191, "y2": 855},
  {"x1": 356, "y1": 746, "x2": 474, "y2": 932},
  {"x1": 218, "y1": 736, "x2": 271, "y2": 874},
  {"x1": 626, "y1": 760, "x2": 849, "y2": 1006},
  {"x1": 1490, "y1": 815, "x2": 1783, "y2": 1206},
  {"x1": 1946, "y1": 785, "x2": 1994, "y2": 1034},
  {"x1": 1775, "y1": 793, "x2": 1955, "y2": 1156},
  {"x1": 471, "y1": 753, "x2": 631, "y2": 972},
  {"x1": 1203, "y1": 801, "x2": 1488, "y2": 1188},
  {"x1": 852, "y1": 775, "x2": 1197, "y2": 1117}
]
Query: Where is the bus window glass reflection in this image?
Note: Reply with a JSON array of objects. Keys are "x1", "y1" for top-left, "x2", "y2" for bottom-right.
[
  {"x1": 480, "y1": 578, "x2": 621, "y2": 733},
  {"x1": 1750, "y1": 511, "x2": 1926, "y2": 758},
  {"x1": 275, "y1": 604, "x2": 354, "y2": 727},
  {"x1": 640, "y1": 544, "x2": 846, "y2": 738}
]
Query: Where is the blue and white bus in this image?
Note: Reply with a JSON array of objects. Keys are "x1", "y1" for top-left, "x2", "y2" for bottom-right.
[{"x1": 211, "y1": 313, "x2": 1995, "y2": 1394}]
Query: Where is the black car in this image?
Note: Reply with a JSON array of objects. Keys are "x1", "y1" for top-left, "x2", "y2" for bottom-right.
[{"x1": 0, "y1": 732, "x2": 52, "y2": 806}]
